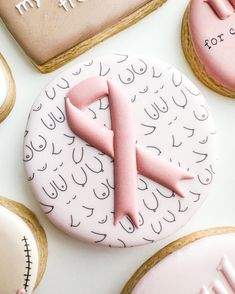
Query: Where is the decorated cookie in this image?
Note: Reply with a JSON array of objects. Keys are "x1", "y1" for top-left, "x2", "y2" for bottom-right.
[
  {"x1": 23, "y1": 54, "x2": 217, "y2": 247},
  {"x1": 0, "y1": 0, "x2": 166, "y2": 73},
  {"x1": 0, "y1": 196, "x2": 48, "y2": 294},
  {"x1": 0, "y1": 54, "x2": 16, "y2": 123},
  {"x1": 182, "y1": 0, "x2": 235, "y2": 98},
  {"x1": 122, "y1": 227, "x2": 235, "y2": 293}
]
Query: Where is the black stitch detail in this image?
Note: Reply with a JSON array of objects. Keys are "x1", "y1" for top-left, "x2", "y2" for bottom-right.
[{"x1": 21, "y1": 236, "x2": 32, "y2": 291}]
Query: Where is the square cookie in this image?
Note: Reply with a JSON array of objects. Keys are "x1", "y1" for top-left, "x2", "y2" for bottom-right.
[{"x1": 0, "y1": 0, "x2": 166, "y2": 72}]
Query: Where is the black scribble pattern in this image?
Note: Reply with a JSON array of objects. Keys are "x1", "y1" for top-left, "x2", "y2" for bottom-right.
[
  {"x1": 21, "y1": 236, "x2": 32, "y2": 292},
  {"x1": 70, "y1": 214, "x2": 81, "y2": 227},
  {"x1": 45, "y1": 87, "x2": 56, "y2": 100},
  {"x1": 91, "y1": 231, "x2": 107, "y2": 243},
  {"x1": 23, "y1": 55, "x2": 216, "y2": 247},
  {"x1": 99, "y1": 62, "x2": 111, "y2": 76},
  {"x1": 151, "y1": 221, "x2": 162, "y2": 234},
  {"x1": 40, "y1": 202, "x2": 54, "y2": 214}
]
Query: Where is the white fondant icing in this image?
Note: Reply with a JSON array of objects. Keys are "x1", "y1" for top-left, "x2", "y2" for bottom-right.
[
  {"x1": 0, "y1": 206, "x2": 39, "y2": 294},
  {"x1": 58, "y1": 0, "x2": 86, "y2": 12},
  {"x1": 132, "y1": 233, "x2": 235, "y2": 294},
  {"x1": 16, "y1": 0, "x2": 40, "y2": 15},
  {"x1": 23, "y1": 54, "x2": 217, "y2": 247},
  {"x1": 0, "y1": 64, "x2": 7, "y2": 108}
]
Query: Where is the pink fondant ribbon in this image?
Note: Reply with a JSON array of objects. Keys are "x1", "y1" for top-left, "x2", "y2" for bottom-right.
[
  {"x1": 65, "y1": 77, "x2": 194, "y2": 227},
  {"x1": 205, "y1": 0, "x2": 235, "y2": 20},
  {"x1": 17, "y1": 289, "x2": 25, "y2": 294}
]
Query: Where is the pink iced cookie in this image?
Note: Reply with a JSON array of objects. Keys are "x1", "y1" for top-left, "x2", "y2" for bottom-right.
[
  {"x1": 182, "y1": 0, "x2": 235, "y2": 97},
  {"x1": 122, "y1": 227, "x2": 235, "y2": 294},
  {"x1": 23, "y1": 54, "x2": 217, "y2": 247}
]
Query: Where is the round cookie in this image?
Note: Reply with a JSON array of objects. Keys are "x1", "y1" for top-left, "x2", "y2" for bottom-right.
[
  {"x1": 0, "y1": 54, "x2": 16, "y2": 122},
  {"x1": 0, "y1": 196, "x2": 48, "y2": 294},
  {"x1": 23, "y1": 54, "x2": 217, "y2": 247},
  {"x1": 182, "y1": 0, "x2": 235, "y2": 98},
  {"x1": 122, "y1": 227, "x2": 235, "y2": 293}
]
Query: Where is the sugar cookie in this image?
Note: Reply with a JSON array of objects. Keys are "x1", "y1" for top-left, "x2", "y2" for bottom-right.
[
  {"x1": 0, "y1": 196, "x2": 48, "y2": 294},
  {"x1": 0, "y1": 0, "x2": 166, "y2": 73},
  {"x1": 122, "y1": 227, "x2": 235, "y2": 293},
  {"x1": 182, "y1": 0, "x2": 235, "y2": 97},
  {"x1": 23, "y1": 54, "x2": 217, "y2": 247}
]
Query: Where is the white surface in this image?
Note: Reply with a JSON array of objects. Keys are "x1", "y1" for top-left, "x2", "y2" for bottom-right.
[{"x1": 0, "y1": 0, "x2": 235, "y2": 293}]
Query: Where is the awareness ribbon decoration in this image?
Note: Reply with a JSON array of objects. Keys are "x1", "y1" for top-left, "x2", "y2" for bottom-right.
[
  {"x1": 17, "y1": 289, "x2": 25, "y2": 294},
  {"x1": 65, "y1": 77, "x2": 194, "y2": 228},
  {"x1": 205, "y1": 0, "x2": 235, "y2": 20}
]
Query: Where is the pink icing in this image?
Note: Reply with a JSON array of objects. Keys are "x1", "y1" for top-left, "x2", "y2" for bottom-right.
[
  {"x1": 200, "y1": 255, "x2": 235, "y2": 293},
  {"x1": 17, "y1": 289, "x2": 25, "y2": 294},
  {"x1": 200, "y1": 286, "x2": 211, "y2": 294},
  {"x1": 132, "y1": 234, "x2": 235, "y2": 293},
  {"x1": 218, "y1": 256, "x2": 235, "y2": 291},
  {"x1": 230, "y1": 0, "x2": 235, "y2": 7},
  {"x1": 189, "y1": 0, "x2": 235, "y2": 90},
  {"x1": 23, "y1": 54, "x2": 217, "y2": 247},
  {"x1": 65, "y1": 76, "x2": 194, "y2": 227},
  {"x1": 211, "y1": 280, "x2": 228, "y2": 294},
  {"x1": 204, "y1": 0, "x2": 234, "y2": 20}
]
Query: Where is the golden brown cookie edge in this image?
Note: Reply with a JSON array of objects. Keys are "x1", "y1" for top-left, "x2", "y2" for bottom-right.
[{"x1": 0, "y1": 54, "x2": 16, "y2": 123}]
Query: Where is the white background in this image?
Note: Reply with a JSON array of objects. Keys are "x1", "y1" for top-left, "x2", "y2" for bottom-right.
[{"x1": 1, "y1": 0, "x2": 235, "y2": 293}]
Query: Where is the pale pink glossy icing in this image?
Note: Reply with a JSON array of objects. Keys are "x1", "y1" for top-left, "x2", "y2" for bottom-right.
[
  {"x1": 24, "y1": 54, "x2": 217, "y2": 247},
  {"x1": 200, "y1": 255, "x2": 235, "y2": 293},
  {"x1": 211, "y1": 280, "x2": 228, "y2": 294},
  {"x1": 65, "y1": 77, "x2": 194, "y2": 227},
  {"x1": 205, "y1": 0, "x2": 234, "y2": 19},
  {"x1": 218, "y1": 256, "x2": 235, "y2": 291},
  {"x1": 189, "y1": 0, "x2": 235, "y2": 90},
  {"x1": 66, "y1": 77, "x2": 138, "y2": 227},
  {"x1": 132, "y1": 233, "x2": 235, "y2": 293},
  {"x1": 200, "y1": 286, "x2": 211, "y2": 294},
  {"x1": 17, "y1": 289, "x2": 26, "y2": 294}
]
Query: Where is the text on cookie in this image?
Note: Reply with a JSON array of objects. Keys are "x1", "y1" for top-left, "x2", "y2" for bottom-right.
[
  {"x1": 15, "y1": 0, "x2": 40, "y2": 15},
  {"x1": 200, "y1": 255, "x2": 235, "y2": 293},
  {"x1": 58, "y1": 0, "x2": 85, "y2": 12}
]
